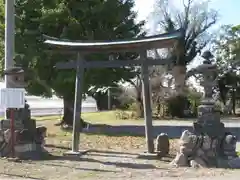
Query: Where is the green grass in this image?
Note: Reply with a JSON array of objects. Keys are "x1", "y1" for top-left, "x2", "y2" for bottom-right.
[
  {"x1": 0, "y1": 110, "x2": 203, "y2": 126},
  {"x1": 82, "y1": 111, "x2": 144, "y2": 125},
  {"x1": 34, "y1": 111, "x2": 145, "y2": 125},
  {"x1": 237, "y1": 151, "x2": 240, "y2": 157},
  {"x1": 0, "y1": 110, "x2": 144, "y2": 124},
  {"x1": 0, "y1": 110, "x2": 195, "y2": 126},
  {"x1": 0, "y1": 115, "x2": 60, "y2": 121}
]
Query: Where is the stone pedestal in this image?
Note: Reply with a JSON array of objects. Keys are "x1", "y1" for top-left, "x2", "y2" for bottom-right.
[
  {"x1": 193, "y1": 100, "x2": 225, "y2": 137},
  {"x1": 0, "y1": 101, "x2": 47, "y2": 159},
  {"x1": 171, "y1": 98, "x2": 239, "y2": 168}
]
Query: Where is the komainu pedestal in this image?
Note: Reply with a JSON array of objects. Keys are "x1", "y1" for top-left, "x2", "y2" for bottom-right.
[{"x1": 0, "y1": 67, "x2": 48, "y2": 159}]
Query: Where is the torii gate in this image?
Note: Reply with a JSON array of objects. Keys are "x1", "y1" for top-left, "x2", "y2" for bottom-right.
[{"x1": 43, "y1": 29, "x2": 182, "y2": 154}]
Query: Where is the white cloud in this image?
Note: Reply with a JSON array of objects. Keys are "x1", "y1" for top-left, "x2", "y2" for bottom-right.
[
  {"x1": 134, "y1": 0, "x2": 155, "y2": 22},
  {"x1": 134, "y1": 0, "x2": 221, "y2": 22}
]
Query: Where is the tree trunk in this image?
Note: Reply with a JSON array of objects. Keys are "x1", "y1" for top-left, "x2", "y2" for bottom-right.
[
  {"x1": 62, "y1": 97, "x2": 74, "y2": 126},
  {"x1": 136, "y1": 91, "x2": 144, "y2": 118},
  {"x1": 232, "y1": 89, "x2": 236, "y2": 115},
  {"x1": 93, "y1": 92, "x2": 108, "y2": 110},
  {"x1": 172, "y1": 66, "x2": 187, "y2": 94},
  {"x1": 156, "y1": 103, "x2": 161, "y2": 116},
  {"x1": 156, "y1": 97, "x2": 161, "y2": 116},
  {"x1": 56, "y1": 96, "x2": 88, "y2": 128}
]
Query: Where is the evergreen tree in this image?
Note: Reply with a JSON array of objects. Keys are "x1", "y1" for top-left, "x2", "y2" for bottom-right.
[{"x1": 10, "y1": 0, "x2": 145, "y2": 125}]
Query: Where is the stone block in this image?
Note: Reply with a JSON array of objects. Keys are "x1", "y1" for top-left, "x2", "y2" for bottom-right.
[
  {"x1": 193, "y1": 121, "x2": 225, "y2": 137},
  {"x1": 0, "y1": 119, "x2": 24, "y2": 130},
  {"x1": 193, "y1": 122, "x2": 203, "y2": 135},
  {"x1": 4, "y1": 129, "x2": 11, "y2": 143},
  {"x1": 156, "y1": 133, "x2": 169, "y2": 156},
  {"x1": 228, "y1": 157, "x2": 240, "y2": 169},
  {"x1": 23, "y1": 119, "x2": 36, "y2": 131},
  {"x1": 15, "y1": 143, "x2": 37, "y2": 153},
  {"x1": 198, "y1": 104, "x2": 215, "y2": 114},
  {"x1": 170, "y1": 152, "x2": 188, "y2": 167},
  {"x1": 0, "y1": 130, "x2": 4, "y2": 142},
  {"x1": 221, "y1": 133, "x2": 238, "y2": 158},
  {"x1": 190, "y1": 157, "x2": 207, "y2": 168},
  {"x1": 17, "y1": 129, "x2": 36, "y2": 142},
  {"x1": 35, "y1": 126, "x2": 47, "y2": 144},
  {"x1": 36, "y1": 126, "x2": 47, "y2": 137}
]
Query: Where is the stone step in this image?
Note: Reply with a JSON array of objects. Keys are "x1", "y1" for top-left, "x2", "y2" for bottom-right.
[
  {"x1": 0, "y1": 119, "x2": 24, "y2": 130},
  {"x1": 0, "y1": 119, "x2": 36, "y2": 130}
]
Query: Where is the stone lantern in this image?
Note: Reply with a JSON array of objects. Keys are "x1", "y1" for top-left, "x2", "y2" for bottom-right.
[
  {"x1": 3, "y1": 66, "x2": 26, "y2": 88},
  {"x1": 192, "y1": 51, "x2": 226, "y2": 138},
  {"x1": 171, "y1": 51, "x2": 239, "y2": 168},
  {"x1": 201, "y1": 50, "x2": 214, "y2": 61}
]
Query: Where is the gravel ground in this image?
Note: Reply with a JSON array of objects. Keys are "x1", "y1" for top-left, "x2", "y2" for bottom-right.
[
  {"x1": 0, "y1": 120, "x2": 239, "y2": 180},
  {"x1": 0, "y1": 153, "x2": 240, "y2": 180}
]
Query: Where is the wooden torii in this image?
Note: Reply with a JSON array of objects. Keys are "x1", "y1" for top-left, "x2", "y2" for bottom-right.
[{"x1": 43, "y1": 29, "x2": 183, "y2": 155}]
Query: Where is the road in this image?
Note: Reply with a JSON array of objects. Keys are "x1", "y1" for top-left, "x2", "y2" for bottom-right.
[
  {"x1": 151, "y1": 118, "x2": 240, "y2": 127},
  {"x1": 0, "y1": 95, "x2": 98, "y2": 117}
]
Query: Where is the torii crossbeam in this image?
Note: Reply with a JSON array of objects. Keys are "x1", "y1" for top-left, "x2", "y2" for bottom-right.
[{"x1": 43, "y1": 29, "x2": 183, "y2": 155}]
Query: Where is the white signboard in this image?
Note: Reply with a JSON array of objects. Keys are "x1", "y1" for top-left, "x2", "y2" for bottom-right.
[{"x1": 0, "y1": 88, "x2": 25, "y2": 108}]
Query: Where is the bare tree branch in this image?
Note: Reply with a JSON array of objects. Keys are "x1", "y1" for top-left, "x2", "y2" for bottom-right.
[{"x1": 152, "y1": 0, "x2": 218, "y2": 66}]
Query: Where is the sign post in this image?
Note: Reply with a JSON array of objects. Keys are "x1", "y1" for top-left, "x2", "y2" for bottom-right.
[
  {"x1": 10, "y1": 108, "x2": 14, "y2": 157},
  {"x1": 0, "y1": 88, "x2": 25, "y2": 157}
]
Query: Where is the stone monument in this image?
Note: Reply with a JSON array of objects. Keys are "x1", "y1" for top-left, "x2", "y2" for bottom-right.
[
  {"x1": 156, "y1": 133, "x2": 170, "y2": 157},
  {"x1": 0, "y1": 67, "x2": 47, "y2": 159},
  {"x1": 171, "y1": 51, "x2": 240, "y2": 168}
]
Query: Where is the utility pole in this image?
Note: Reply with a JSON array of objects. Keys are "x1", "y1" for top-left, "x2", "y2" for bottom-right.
[
  {"x1": 107, "y1": 87, "x2": 111, "y2": 110},
  {"x1": 5, "y1": 0, "x2": 15, "y2": 87},
  {"x1": 4, "y1": 0, "x2": 15, "y2": 117}
]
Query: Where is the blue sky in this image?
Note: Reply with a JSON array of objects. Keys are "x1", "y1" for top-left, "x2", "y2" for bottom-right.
[
  {"x1": 135, "y1": 0, "x2": 240, "y2": 27},
  {"x1": 211, "y1": 0, "x2": 240, "y2": 26}
]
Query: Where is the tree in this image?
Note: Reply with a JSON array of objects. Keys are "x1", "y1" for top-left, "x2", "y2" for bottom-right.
[
  {"x1": 11, "y1": 0, "x2": 144, "y2": 126},
  {"x1": 213, "y1": 25, "x2": 240, "y2": 114},
  {"x1": 122, "y1": 53, "x2": 170, "y2": 118},
  {"x1": 125, "y1": 72, "x2": 144, "y2": 117},
  {"x1": 151, "y1": 0, "x2": 218, "y2": 94},
  {"x1": 150, "y1": 63, "x2": 172, "y2": 117}
]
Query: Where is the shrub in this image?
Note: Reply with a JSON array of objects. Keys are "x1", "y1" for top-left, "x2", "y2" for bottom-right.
[
  {"x1": 166, "y1": 95, "x2": 191, "y2": 118},
  {"x1": 187, "y1": 90, "x2": 202, "y2": 117}
]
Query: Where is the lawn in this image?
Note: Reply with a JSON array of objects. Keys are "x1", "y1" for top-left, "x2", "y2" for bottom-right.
[
  {"x1": 32, "y1": 110, "x2": 145, "y2": 124},
  {"x1": 34, "y1": 110, "x2": 193, "y2": 125},
  {"x1": 1, "y1": 111, "x2": 126, "y2": 123},
  {"x1": 82, "y1": 111, "x2": 144, "y2": 125}
]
